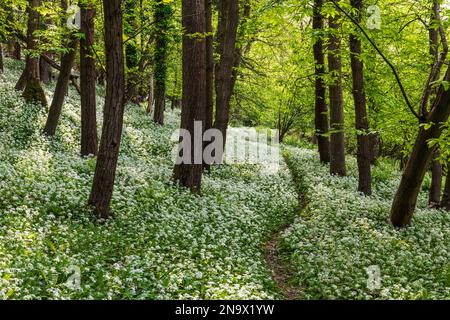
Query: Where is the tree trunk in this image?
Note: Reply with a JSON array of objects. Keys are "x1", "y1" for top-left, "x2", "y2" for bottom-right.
[
  {"x1": 43, "y1": 0, "x2": 77, "y2": 136},
  {"x1": 9, "y1": 41, "x2": 21, "y2": 60},
  {"x1": 349, "y1": 0, "x2": 371, "y2": 195},
  {"x1": 153, "y1": 0, "x2": 172, "y2": 125},
  {"x1": 214, "y1": 0, "x2": 239, "y2": 155},
  {"x1": 39, "y1": 54, "x2": 52, "y2": 84},
  {"x1": 80, "y1": 2, "x2": 98, "y2": 156},
  {"x1": 43, "y1": 37, "x2": 78, "y2": 136},
  {"x1": 369, "y1": 132, "x2": 381, "y2": 164},
  {"x1": 441, "y1": 165, "x2": 450, "y2": 210},
  {"x1": 153, "y1": 92, "x2": 165, "y2": 124},
  {"x1": 147, "y1": 72, "x2": 154, "y2": 114},
  {"x1": 328, "y1": 9, "x2": 346, "y2": 176},
  {"x1": 0, "y1": 44, "x2": 3, "y2": 73},
  {"x1": 312, "y1": 0, "x2": 330, "y2": 164},
  {"x1": 429, "y1": 150, "x2": 442, "y2": 207},
  {"x1": 124, "y1": 0, "x2": 139, "y2": 102},
  {"x1": 20, "y1": 0, "x2": 47, "y2": 107},
  {"x1": 205, "y1": 0, "x2": 214, "y2": 133},
  {"x1": 204, "y1": 0, "x2": 214, "y2": 170},
  {"x1": 39, "y1": 14, "x2": 52, "y2": 84},
  {"x1": 390, "y1": 67, "x2": 450, "y2": 227},
  {"x1": 88, "y1": 0, "x2": 125, "y2": 219},
  {"x1": 173, "y1": 0, "x2": 206, "y2": 192},
  {"x1": 230, "y1": 1, "x2": 251, "y2": 95}
]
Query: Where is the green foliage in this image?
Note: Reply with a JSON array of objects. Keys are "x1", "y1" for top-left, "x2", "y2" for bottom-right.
[{"x1": 282, "y1": 147, "x2": 450, "y2": 299}]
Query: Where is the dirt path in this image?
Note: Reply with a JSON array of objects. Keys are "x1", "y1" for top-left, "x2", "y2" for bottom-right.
[{"x1": 264, "y1": 222, "x2": 303, "y2": 300}]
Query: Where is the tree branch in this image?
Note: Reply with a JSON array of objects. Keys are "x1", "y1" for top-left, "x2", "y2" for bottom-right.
[{"x1": 329, "y1": 0, "x2": 423, "y2": 121}]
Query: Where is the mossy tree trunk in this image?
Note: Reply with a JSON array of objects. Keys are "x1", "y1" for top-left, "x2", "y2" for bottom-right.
[{"x1": 18, "y1": 0, "x2": 47, "y2": 107}]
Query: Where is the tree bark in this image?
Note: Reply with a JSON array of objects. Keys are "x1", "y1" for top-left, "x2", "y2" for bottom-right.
[
  {"x1": 39, "y1": 54, "x2": 52, "y2": 84},
  {"x1": 43, "y1": 37, "x2": 78, "y2": 136},
  {"x1": 80, "y1": 2, "x2": 98, "y2": 156},
  {"x1": 0, "y1": 44, "x2": 3, "y2": 73},
  {"x1": 153, "y1": 0, "x2": 172, "y2": 125},
  {"x1": 429, "y1": 150, "x2": 442, "y2": 207},
  {"x1": 147, "y1": 72, "x2": 154, "y2": 114},
  {"x1": 328, "y1": 9, "x2": 346, "y2": 176},
  {"x1": 173, "y1": 0, "x2": 206, "y2": 192},
  {"x1": 205, "y1": 0, "x2": 214, "y2": 134},
  {"x1": 313, "y1": 0, "x2": 330, "y2": 164},
  {"x1": 390, "y1": 67, "x2": 450, "y2": 227},
  {"x1": 88, "y1": 0, "x2": 125, "y2": 219},
  {"x1": 369, "y1": 132, "x2": 380, "y2": 164},
  {"x1": 441, "y1": 165, "x2": 450, "y2": 210},
  {"x1": 204, "y1": 0, "x2": 214, "y2": 170},
  {"x1": 214, "y1": 0, "x2": 239, "y2": 155},
  {"x1": 349, "y1": 0, "x2": 371, "y2": 195},
  {"x1": 43, "y1": 0, "x2": 77, "y2": 136},
  {"x1": 124, "y1": 0, "x2": 139, "y2": 102},
  {"x1": 9, "y1": 41, "x2": 21, "y2": 60},
  {"x1": 17, "y1": 0, "x2": 47, "y2": 107},
  {"x1": 230, "y1": 1, "x2": 251, "y2": 95}
]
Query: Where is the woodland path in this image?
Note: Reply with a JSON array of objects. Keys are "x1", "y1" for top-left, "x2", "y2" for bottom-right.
[{"x1": 263, "y1": 163, "x2": 305, "y2": 300}]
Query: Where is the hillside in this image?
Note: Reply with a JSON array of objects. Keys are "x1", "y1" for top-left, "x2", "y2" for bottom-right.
[{"x1": 0, "y1": 59, "x2": 298, "y2": 299}]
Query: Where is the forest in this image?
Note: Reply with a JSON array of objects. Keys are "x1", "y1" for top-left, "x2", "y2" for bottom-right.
[{"x1": 1, "y1": 0, "x2": 450, "y2": 301}]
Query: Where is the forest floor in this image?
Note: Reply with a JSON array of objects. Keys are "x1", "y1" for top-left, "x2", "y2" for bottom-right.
[
  {"x1": 2, "y1": 58, "x2": 450, "y2": 300},
  {"x1": 0, "y1": 58, "x2": 298, "y2": 299}
]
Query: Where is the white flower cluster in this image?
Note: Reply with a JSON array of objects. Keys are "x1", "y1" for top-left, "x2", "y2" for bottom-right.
[
  {"x1": 281, "y1": 147, "x2": 450, "y2": 299},
  {"x1": 0, "y1": 59, "x2": 298, "y2": 299}
]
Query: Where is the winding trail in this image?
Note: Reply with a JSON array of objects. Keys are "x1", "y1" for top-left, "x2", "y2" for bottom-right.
[
  {"x1": 264, "y1": 223, "x2": 302, "y2": 300},
  {"x1": 263, "y1": 157, "x2": 306, "y2": 300}
]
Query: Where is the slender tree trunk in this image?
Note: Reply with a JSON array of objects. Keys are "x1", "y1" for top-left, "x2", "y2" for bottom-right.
[
  {"x1": 214, "y1": 0, "x2": 239, "y2": 154},
  {"x1": 124, "y1": 0, "x2": 139, "y2": 102},
  {"x1": 390, "y1": 67, "x2": 450, "y2": 227},
  {"x1": 441, "y1": 164, "x2": 450, "y2": 210},
  {"x1": 153, "y1": 0, "x2": 172, "y2": 125},
  {"x1": 147, "y1": 72, "x2": 154, "y2": 114},
  {"x1": 153, "y1": 93, "x2": 165, "y2": 124},
  {"x1": 88, "y1": 0, "x2": 125, "y2": 219},
  {"x1": 230, "y1": 1, "x2": 251, "y2": 94},
  {"x1": 0, "y1": 44, "x2": 3, "y2": 73},
  {"x1": 429, "y1": 150, "x2": 442, "y2": 207},
  {"x1": 173, "y1": 0, "x2": 206, "y2": 192},
  {"x1": 204, "y1": 0, "x2": 214, "y2": 170},
  {"x1": 369, "y1": 132, "x2": 380, "y2": 164},
  {"x1": 313, "y1": 0, "x2": 330, "y2": 164},
  {"x1": 39, "y1": 54, "x2": 52, "y2": 84},
  {"x1": 19, "y1": 0, "x2": 47, "y2": 107},
  {"x1": 80, "y1": 1, "x2": 98, "y2": 156},
  {"x1": 39, "y1": 15, "x2": 52, "y2": 84},
  {"x1": 205, "y1": 0, "x2": 213, "y2": 133},
  {"x1": 43, "y1": 0, "x2": 77, "y2": 136},
  {"x1": 9, "y1": 41, "x2": 21, "y2": 60},
  {"x1": 349, "y1": 0, "x2": 371, "y2": 195},
  {"x1": 427, "y1": 1, "x2": 441, "y2": 207},
  {"x1": 328, "y1": 9, "x2": 346, "y2": 176},
  {"x1": 43, "y1": 37, "x2": 78, "y2": 136}
]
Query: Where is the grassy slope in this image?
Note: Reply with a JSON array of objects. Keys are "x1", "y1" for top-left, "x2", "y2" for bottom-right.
[
  {"x1": 282, "y1": 147, "x2": 450, "y2": 299},
  {"x1": 0, "y1": 59, "x2": 298, "y2": 299}
]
